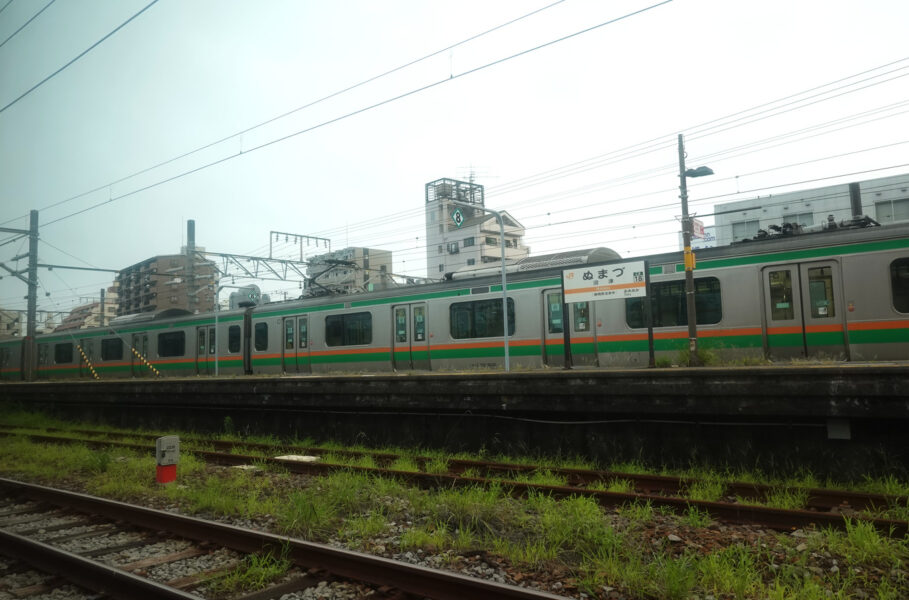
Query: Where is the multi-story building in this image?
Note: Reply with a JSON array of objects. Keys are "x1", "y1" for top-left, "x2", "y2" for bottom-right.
[
  {"x1": 305, "y1": 247, "x2": 393, "y2": 295},
  {"x1": 0, "y1": 309, "x2": 20, "y2": 338},
  {"x1": 54, "y1": 286, "x2": 119, "y2": 331},
  {"x1": 116, "y1": 253, "x2": 216, "y2": 316},
  {"x1": 714, "y1": 173, "x2": 909, "y2": 245},
  {"x1": 424, "y1": 178, "x2": 528, "y2": 278}
]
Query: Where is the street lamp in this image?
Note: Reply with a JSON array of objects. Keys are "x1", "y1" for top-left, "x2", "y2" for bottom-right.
[{"x1": 677, "y1": 133, "x2": 714, "y2": 367}]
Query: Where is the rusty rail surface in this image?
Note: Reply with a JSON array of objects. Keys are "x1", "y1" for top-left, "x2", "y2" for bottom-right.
[{"x1": 0, "y1": 477, "x2": 565, "y2": 600}]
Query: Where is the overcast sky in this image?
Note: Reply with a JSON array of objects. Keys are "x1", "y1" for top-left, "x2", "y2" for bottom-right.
[{"x1": 1, "y1": 0, "x2": 908, "y2": 314}]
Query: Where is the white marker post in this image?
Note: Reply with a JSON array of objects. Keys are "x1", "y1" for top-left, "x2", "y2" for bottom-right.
[{"x1": 155, "y1": 436, "x2": 179, "y2": 484}]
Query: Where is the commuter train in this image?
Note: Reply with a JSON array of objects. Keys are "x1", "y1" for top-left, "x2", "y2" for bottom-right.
[{"x1": 1, "y1": 219, "x2": 907, "y2": 380}]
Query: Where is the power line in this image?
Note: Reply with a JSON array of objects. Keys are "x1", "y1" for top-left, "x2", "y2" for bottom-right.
[
  {"x1": 0, "y1": 0, "x2": 158, "y2": 115},
  {"x1": 16, "y1": 0, "x2": 568, "y2": 224},
  {"x1": 0, "y1": 0, "x2": 54, "y2": 51},
  {"x1": 38, "y1": 0, "x2": 674, "y2": 229}
]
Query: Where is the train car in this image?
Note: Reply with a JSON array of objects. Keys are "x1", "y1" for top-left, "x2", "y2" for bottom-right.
[
  {"x1": 23, "y1": 307, "x2": 251, "y2": 380},
  {"x1": 1, "y1": 219, "x2": 906, "y2": 380}
]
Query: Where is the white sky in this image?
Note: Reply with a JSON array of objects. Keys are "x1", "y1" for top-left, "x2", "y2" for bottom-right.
[{"x1": 1, "y1": 0, "x2": 908, "y2": 314}]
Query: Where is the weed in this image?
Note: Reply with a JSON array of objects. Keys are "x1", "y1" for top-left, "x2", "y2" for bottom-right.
[
  {"x1": 686, "y1": 477, "x2": 726, "y2": 502},
  {"x1": 682, "y1": 504, "x2": 712, "y2": 527},
  {"x1": 513, "y1": 469, "x2": 567, "y2": 487},
  {"x1": 423, "y1": 457, "x2": 449, "y2": 474},
  {"x1": 648, "y1": 552, "x2": 696, "y2": 600},
  {"x1": 763, "y1": 487, "x2": 809, "y2": 510},
  {"x1": 389, "y1": 456, "x2": 420, "y2": 472},
  {"x1": 209, "y1": 547, "x2": 290, "y2": 593},
  {"x1": 341, "y1": 512, "x2": 389, "y2": 547},
  {"x1": 618, "y1": 500, "x2": 654, "y2": 524}
]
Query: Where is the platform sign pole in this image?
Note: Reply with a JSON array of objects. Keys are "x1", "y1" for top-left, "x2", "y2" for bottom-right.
[
  {"x1": 155, "y1": 436, "x2": 179, "y2": 484},
  {"x1": 560, "y1": 278, "x2": 573, "y2": 370},
  {"x1": 644, "y1": 260, "x2": 655, "y2": 368}
]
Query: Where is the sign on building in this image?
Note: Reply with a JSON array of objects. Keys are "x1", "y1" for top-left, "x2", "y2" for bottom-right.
[{"x1": 562, "y1": 261, "x2": 647, "y2": 303}]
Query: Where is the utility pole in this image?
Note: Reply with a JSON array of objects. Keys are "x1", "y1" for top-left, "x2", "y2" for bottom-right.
[
  {"x1": 677, "y1": 134, "x2": 714, "y2": 367},
  {"x1": 25, "y1": 210, "x2": 38, "y2": 379}
]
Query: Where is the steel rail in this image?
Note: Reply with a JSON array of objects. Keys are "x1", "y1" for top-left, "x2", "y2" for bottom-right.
[
  {"x1": 0, "y1": 529, "x2": 200, "y2": 600},
  {"x1": 0, "y1": 478, "x2": 566, "y2": 600},
  {"x1": 36, "y1": 426, "x2": 908, "y2": 512},
  {"x1": 8, "y1": 429, "x2": 907, "y2": 536}
]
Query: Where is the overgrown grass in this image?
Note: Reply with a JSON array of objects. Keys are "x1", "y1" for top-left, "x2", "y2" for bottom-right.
[{"x1": 208, "y1": 547, "x2": 290, "y2": 594}]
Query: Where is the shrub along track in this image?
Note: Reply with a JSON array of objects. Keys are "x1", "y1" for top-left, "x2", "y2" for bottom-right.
[
  {"x1": 0, "y1": 477, "x2": 565, "y2": 600},
  {"x1": 3, "y1": 427, "x2": 907, "y2": 537}
]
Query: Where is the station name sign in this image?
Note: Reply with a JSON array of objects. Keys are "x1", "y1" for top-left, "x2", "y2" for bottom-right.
[{"x1": 562, "y1": 260, "x2": 647, "y2": 303}]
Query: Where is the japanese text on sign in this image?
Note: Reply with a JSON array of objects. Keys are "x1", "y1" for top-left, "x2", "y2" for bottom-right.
[{"x1": 562, "y1": 261, "x2": 647, "y2": 302}]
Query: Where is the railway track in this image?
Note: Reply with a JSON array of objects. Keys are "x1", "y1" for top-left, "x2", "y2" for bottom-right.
[
  {"x1": 0, "y1": 477, "x2": 565, "y2": 600},
  {"x1": 4, "y1": 427, "x2": 907, "y2": 537}
]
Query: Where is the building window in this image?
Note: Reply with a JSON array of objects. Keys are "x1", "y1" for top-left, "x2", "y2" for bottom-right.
[
  {"x1": 438, "y1": 245, "x2": 443, "y2": 254},
  {"x1": 228, "y1": 325, "x2": 241, "y2": 353},
  {"x1": 101, "y1": 338, "x2": 123, "y2": 361},
  {"x1": 254, "y1": 322, "x2": 268, "y2": 351},
  {"x1": 467, "y1": 258, "x2": 475, "y2": 266},
  {"x1": 439, "y1": 264, "x2": 445, "y2": 272},
  {"x1": 447, "y1": 242, "x2": 459, "y2": 254},
  {"x1": 325, "y1": 312, "x2": 372, "y2": 346},
  {"x1": 731, "y1": 220, "x2": 760, "y2": 242},
  {"x1": 463, "y1": 237, "x2": 475, "y2": 247},
  {"x1": 485, "y1": 236, "x2": 498, "y2": 246},
  {"x1": 892, "y1": 258, "x2": 909, "y2": 313},
  {"x1": 625, "y1": 277, "x2": 722, "y2": 328},
  {"x1": 876, "y1": 198, "x2": 909, "y2": 224},
  {"x1": 158, "y1": 331, "x2": 185, "y2": 357},
  {"x1": 450, "y1": 298, "x2": 515, "y2": 339},
  {"x1": 54, "y1": 343, "x2": 73, "y2": 364}
]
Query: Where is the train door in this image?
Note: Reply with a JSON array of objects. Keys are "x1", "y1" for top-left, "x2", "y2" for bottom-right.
[
  {"x1": 195, "y1": 326, "x2": 215, "y2": 374},
  {"x1": 130, "y1": 332, "x2": 149, "y2": 377},
  {"x1": 761, "y1": 261, "x2": 848, "y2": 360},
  {"x1": 541, "y1": 289, "x2": 566, "y2": 367},
  {"x1": 391, "y1": 303, "x2": 429, "y2": 370},
  {"x1": 282, "y1": 316, "x2": 312, "y2": 374}
]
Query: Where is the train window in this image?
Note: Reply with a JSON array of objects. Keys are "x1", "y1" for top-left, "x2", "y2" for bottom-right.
[
  {"x1": 547, "y1": 293, "x2": 563, "y2": 334},
  {"x1": 0, "y1": 347, "x2": 7, "y2": 367},
  {"x1": 413, "y1": 307, "x2": 426, "y2": 341},
  {"x1": 299, "y1": 317, "x2": 308, "y2": 348},
  {"x1": 101, "y1": 338, "x2": 123, "y2": 361},
  {"x1": 395, "y1": 308, "x2": 407, "y2": 342},
  {"x1": 228, "y1": 325, "x2": 241, "y2": 353},
  {"x1": 54, "y1": 343, "x2": 73, "y2": 364},
  {"x1": 625, "y1": 277, "x2": 722, "y2": 328},
  {"x1": 891, "y1": 258, "x2": 909, "y2": 313},
  {"x1": 38, "y1": 344, "x2": 48, "y2": 366},
  {"x1": 158, "y1": 332, "x2": 185, "y2": 357},
  {"x1": 450, "y1": 298, "x2": 515, "y2": 339},
  {"x1": 807, "y1": 267, "x2": 835, "y2": 318},
  {"x1": 209, "y1": 329, "x2": 216, "y2": 354},
  {"x1": 768, "y1": 270, "x2": 795, "y2": 320},
  {"x1": 325, "y1": 312, "x2": 373, "y2": 346},
  {"x1": 198, "y1": 330, "x2": 206, "y2": 355},
  {"x1": 573, "y1": 302, "x2": 590, "y2": 331},
  {"x1": 254, "y1": 323, "x2": 268, "y2": 351},
  {"x1": 285, "y1": 320, "x2": 294, "y2": 350}
]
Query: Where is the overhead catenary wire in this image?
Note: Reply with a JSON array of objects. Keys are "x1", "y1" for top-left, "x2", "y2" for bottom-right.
[
  {"x1": 7, "y1": 0, "x2": 569, "y2": 226},
  {"x1": 0, "y1": 0, "x2": 54, "y2": 51},
  {"x1": 32, "y1": 0, "x2": 674, "y2": 230},
  {"x1": 0, "y1": 0, "x2": 158, "y2": 115}
]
